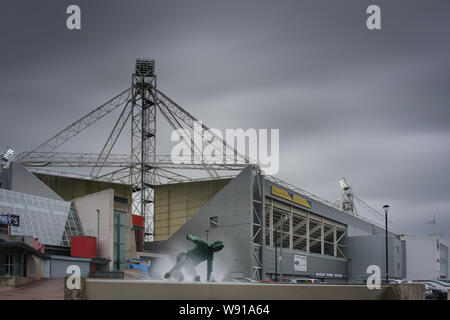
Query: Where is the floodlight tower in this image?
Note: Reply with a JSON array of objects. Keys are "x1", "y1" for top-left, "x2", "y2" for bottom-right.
[
  {"x1": 338, "y1": 177, "x2": 357, "y2": 217},
  {"x1": 131, "y1": 59, "x2": 157, "y2": 241}
]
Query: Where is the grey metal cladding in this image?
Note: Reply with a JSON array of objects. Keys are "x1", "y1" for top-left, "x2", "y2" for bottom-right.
[{"x1": 156, "y1": 166, "x2": 254, "y2": 278}]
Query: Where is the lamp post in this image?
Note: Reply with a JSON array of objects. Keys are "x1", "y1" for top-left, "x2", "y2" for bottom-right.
[
  {"x1": 275, "y1": 241, "x2": 277, "y2": 282},
  {"x1": 96, "y1": 209, "x2": 100, "y2": 256},
  {"x1": 383, "y1": 204, "x2": 390, "y2": 283},
  {"x1": 274, "y1": 214, "x2": 288, "y2": 282}
]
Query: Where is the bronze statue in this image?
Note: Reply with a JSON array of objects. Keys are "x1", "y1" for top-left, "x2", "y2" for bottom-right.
[{"x1": 164, "y1": 234, "x2": 224, "y2": 282}]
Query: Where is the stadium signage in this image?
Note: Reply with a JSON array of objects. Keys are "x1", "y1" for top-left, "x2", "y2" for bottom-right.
[
  {"x1": 0, "y1": 213, "x2": 20, "y2": 227},
  {"x1": 313, "y1": 272, "x2": 346, "y2": 279},
  {"x1": 271, "y1": 186, "x2": 312, "y2": 209}
]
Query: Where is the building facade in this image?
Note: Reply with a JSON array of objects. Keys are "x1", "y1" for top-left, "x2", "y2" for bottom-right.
[
  {"x1": 0, "y1": 162, "x2": 140, "y2": 286},
  {"x1": 146, "y1": 166, "x2": 407, "y2": 282},
  {"x1": 1, "y1": 161, "x2": 415, "y2": 283}
]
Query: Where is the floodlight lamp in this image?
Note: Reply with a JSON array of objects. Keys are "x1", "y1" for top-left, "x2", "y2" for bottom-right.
[
  {"x1": 135, "y1": 59, "x2": 155, "y2": 77},
  {"x1": 339, "y1": 178, "x2": 349, "y2": 190},
  {"x1": 1, "y1": 147, "x2": 14, "y2": 162}
]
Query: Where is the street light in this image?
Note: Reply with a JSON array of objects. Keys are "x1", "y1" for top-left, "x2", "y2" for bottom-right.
[
  {"x1": 274, "y1": 213, "x2": 288, "y2": 282},
  {"x1": 383, "y1": 204, "x2": 390, "y2": 283},
  {"x1": 96, "y1": 209, "x2": 100, "y2": 256}
]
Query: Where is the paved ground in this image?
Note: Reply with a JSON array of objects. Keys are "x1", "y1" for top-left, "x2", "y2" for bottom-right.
[{"x1": 0, "y1": 278, "x2": 64, "y2": 300}]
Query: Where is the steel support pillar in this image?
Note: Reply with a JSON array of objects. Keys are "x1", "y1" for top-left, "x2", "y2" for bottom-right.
[{"x1": 130, "y1": 59, "x2": 157, "y2": 241}]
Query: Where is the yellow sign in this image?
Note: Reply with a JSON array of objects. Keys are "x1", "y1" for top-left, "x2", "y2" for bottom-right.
[{"x1": 271, "y1": 186, "x2": 311, "y2": 209}]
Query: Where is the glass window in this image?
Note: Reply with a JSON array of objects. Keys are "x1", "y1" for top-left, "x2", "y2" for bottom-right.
[
  {"x1": 61, "y1": 204, "x2": 84, "y2": 247},
  {"x1": 0, "y1": 250, "x2": 25, "y2": 277},
  {"x1": 113, "y1": 211, "x2": 126, "y2": 271},
  {"x1": 0, "y1": 189, "x2": 72, "y2": 246}
]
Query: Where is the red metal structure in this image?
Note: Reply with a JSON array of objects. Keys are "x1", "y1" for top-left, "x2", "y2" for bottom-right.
[
  {"x1": 71, "y1": 236, "x2": 97, "y2": 258},
  {"x1": 132, "y1": 214, "x2": 144, "y2": 252}
]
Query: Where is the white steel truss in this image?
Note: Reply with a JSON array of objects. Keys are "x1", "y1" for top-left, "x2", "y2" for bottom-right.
[
  {"x1": 17, "y1": 59, "x2": 249, "y2": 242},
  {"x1": 15, "y1": 58, "x2": 387, "y2": 249}
]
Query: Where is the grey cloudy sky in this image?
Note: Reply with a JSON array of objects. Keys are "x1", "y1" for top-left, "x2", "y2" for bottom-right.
[{"x1": 1, "y1": 1, "x2": 449, "y2": 240}]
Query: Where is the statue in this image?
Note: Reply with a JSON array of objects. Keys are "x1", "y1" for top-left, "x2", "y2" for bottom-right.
[{"x1": 164, "y1": 234, "x2": 224, "y2": 282}]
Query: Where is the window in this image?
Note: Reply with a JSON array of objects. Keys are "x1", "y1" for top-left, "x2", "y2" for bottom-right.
[
  {"x1": 114, "y1": 196, "x2": 128, "y2": 204},
  {"x1": 113, "y1": 211, "x2": 126, "y2": 271},
  {"x1": 265, "y1": 196, "x2": 347, "y2": 258},
  {"x1": 0, "y1": 250, "x2": 25, "y2": 277},
  {"x1": 0, "y1": 224, "x2": 7, "y2": 234}
]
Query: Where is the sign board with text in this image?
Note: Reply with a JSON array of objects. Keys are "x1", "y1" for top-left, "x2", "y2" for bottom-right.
[
  {"x1": 294, "y1": 255, "x2": 307, "y2": 272},
  {"x1": 0, "y1": 214, "x2": 20, "y2": 227}
]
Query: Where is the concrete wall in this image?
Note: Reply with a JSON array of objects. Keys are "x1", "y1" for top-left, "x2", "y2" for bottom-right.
[
  {"x1": 154, "y1": 179, "x2": 230, "y2": 240},
  {"x1": 83, "y1": 280, "x2": 425, "y2": 300},
  {"x1": 147, "y1": 167, "x2": 253, "y2": 280},
  {"x1": 73, "y1": 189, "x2": 114, "y2": 269},
  {"x1": 26, "y1": 255, "x2": 45, "y2": 281},
  {"x1": 73, "y1": 189, "x2": 136, "y2": 271}
]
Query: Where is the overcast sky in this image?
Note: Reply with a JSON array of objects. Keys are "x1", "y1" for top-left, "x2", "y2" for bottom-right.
[{"x1": 1, "y1": 0, "x2": 449, "y2": 240}]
